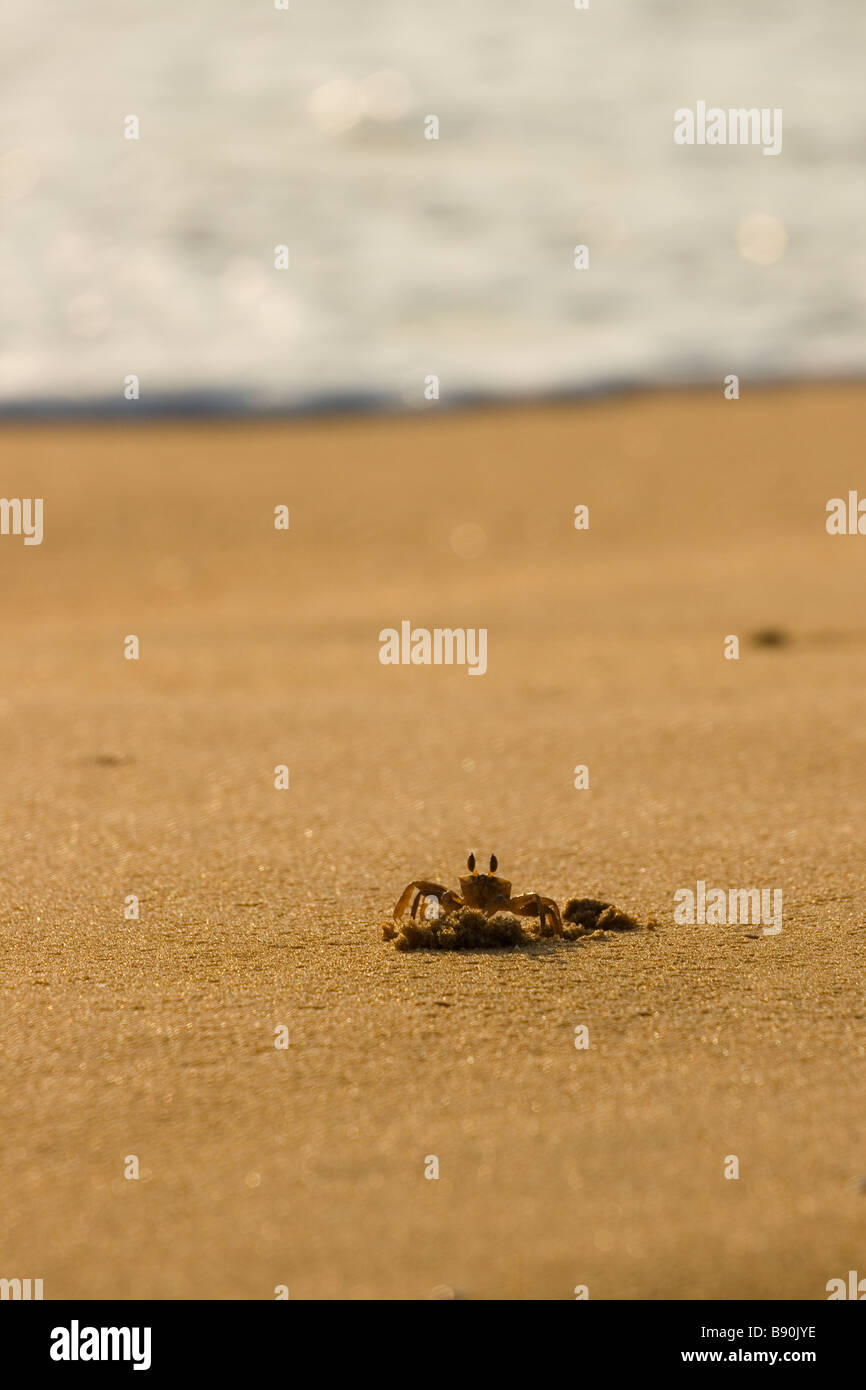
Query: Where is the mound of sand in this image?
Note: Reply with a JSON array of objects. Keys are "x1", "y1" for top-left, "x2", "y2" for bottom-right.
[
  {"x1": 383, "y1": 899, "x2": 647, "y2": 950},
  {"x1": 562, "y1": 898, "x2": 644, "y2": 933},
  {"x1": 384, "y1": 907, "x2": 527, "y2": 951}
]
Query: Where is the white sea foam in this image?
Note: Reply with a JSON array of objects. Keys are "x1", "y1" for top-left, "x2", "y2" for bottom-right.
[{"x1": 1, "y1": 0, "x2": 863, "y2": 410}]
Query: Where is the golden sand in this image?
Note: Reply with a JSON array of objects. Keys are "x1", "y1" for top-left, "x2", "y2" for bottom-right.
[{"x1": 0, "y1": 384, "x2": 864, "y2": 1298}]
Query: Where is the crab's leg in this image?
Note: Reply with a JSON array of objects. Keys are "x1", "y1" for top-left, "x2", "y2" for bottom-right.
[
  {"x1": 393, "y1": 881, "x2": 452, "y2": 920},
  {"x1": 413, "y1": 889, "x2": 464, "y2": 921},
  {"x1": 509, "y1": 893, "x2": 563, "y2": 937}
]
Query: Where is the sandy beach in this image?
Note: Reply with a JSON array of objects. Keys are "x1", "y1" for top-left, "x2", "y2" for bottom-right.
[{"x1": 1, "y1": 382, "x2": 864, "y2": 1300}]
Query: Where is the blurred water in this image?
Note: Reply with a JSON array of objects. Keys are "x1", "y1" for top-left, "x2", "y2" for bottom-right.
[{"x1": 1, "y1": 0, "x2": 864, "y2": 411}]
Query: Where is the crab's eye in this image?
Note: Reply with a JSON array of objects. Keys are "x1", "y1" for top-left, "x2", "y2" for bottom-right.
[
  {"x1": 489, "y1": 853, "x2": 498, "y2": 873},
  {"x1": 467, "y1": 852, "x2": 476, "y2": 872}
]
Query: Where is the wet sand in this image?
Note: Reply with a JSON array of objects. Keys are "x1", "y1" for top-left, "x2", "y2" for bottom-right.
[{"x1": 0, "y1": 383, "x2": 864, "y2": 1299}]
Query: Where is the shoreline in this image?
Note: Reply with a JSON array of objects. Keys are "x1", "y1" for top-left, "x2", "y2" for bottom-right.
[{"x1": 1, "y1": 369, "x2": 864, "y2": 425}]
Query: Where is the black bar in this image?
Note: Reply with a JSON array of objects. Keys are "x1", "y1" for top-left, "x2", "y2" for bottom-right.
[{"x1": 3, "y1": 1299, "x2": 860, "y2": 1376}]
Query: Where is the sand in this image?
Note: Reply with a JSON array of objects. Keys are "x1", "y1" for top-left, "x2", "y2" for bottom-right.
[{"x1": 0, "y1": 383, "x2": 864, "y2": 1300}]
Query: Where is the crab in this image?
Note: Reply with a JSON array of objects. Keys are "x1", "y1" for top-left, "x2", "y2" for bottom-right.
[{"x1": 393, "y1": 852, "x2": 563, "y2": 936}]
